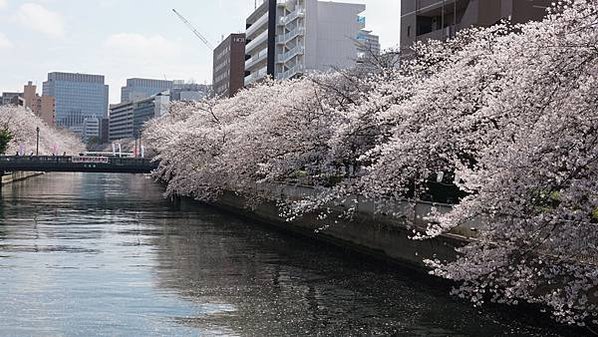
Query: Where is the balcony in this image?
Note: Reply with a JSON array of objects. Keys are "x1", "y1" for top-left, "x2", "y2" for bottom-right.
[
  {"x1": 245, "y1": 66, "x2": 268, "y2": 86},
  {"x1": 246, "y1": 12, "x2": 269, "y2": 38},
  {"x1": 279, "y1": 7, "x2": 305, "y2": 26},
  {"x1": 276, "y1": 27, "x2": 304, "y2": 45},
  {"x1": 357, "y1": 15, "x2": 366, "y2": 29},
  {"x1": 245, "y1": 49, "x2": 269, "y2": 70},
  {"x1": 417, "y1": 0, "x2": 455, "y2": 12},
  {"x1": 246, "y1": 29, "x2": 268, "y2": 54},
  {"x1": 276, "y1": 63, "x2": 304, "y2": 80},
  {"x1": 276, "y1": 45, "x2": 304, "y2": 64},
  {"x1": 416, "y1": 26, "x2": 455, "y2": 42}
]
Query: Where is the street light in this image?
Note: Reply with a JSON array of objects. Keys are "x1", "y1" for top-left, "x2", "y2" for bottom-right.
[{"x1": 36, "y1": 126, "x2": 40, "y2": 156}]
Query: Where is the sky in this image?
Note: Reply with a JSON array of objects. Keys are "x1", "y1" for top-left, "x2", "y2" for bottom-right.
[{"x1": 0, "y1": 0, "x2": 400, "y2": 104}]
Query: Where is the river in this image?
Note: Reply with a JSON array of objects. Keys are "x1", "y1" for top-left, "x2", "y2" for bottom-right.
[{"x1": 0, "y1": 173, "x2": 583, "y2": 336}]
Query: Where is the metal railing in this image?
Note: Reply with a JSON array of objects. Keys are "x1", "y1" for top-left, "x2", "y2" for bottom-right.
[
  {"x1": 244, "y1": 66, "x2": 268, "y2": 86},
  {"x1": 276, "y1": 27, "x2": 304, "y2": 44},
  {"x1": 276, "y1": 45, "x2": 304, "y2": 63},
  {"x1": 245, "y1": 49, "x2": 269, "y2": 69},
  {"x1": 276, "y1": 63, "x2": 304, "y2": 80},
  {"x1": 279, "y1": 7, "x2": 305, "y2": 26}
]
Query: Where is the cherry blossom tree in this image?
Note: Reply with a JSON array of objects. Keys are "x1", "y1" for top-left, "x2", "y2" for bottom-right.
[
  {"x1": 0, "y1": 105, "x2": 84, "y2": 155},
  {"x1": 143, "y1": 0, "x2": 598, "y2": 325}
]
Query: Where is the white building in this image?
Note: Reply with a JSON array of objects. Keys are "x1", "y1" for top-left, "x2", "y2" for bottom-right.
[
  {"x1": 356, "y1": 30, "x2": 381, "y2": 61},
  {"x1": 244, "y1": 0, "x2": 379, "y2": 86}
]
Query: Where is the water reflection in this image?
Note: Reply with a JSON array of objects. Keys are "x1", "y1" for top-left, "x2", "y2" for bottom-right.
[
  {"x1": 151, "y1": 204, "x2": 581, "y2": 337},
  {"x1": 0, "y1": 173, "x2": 585, "y2": 336}
]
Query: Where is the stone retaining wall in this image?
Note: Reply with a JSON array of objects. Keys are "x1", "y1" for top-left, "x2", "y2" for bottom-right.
[{"x1": 182, "y1": 189, "x2": 469, "y2": 270}]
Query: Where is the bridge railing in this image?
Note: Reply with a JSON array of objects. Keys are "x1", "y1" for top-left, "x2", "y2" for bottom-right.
[
  {"x1": 0, "y1": 155, "x2": 154, "y2": 164},
  {"x1": 0, "y1": 156, "x2": 158, "y2": 172},
  {"x1": 0, "y1": 155, "x2": 73, "y2": 163},
  {"x1": 108, "y1": 157, "x2": 156, "y2": 167}
]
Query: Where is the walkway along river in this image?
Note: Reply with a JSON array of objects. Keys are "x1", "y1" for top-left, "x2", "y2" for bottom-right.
[{"x1": 0, "y1": 173, "x2": 587, "y2": 336}]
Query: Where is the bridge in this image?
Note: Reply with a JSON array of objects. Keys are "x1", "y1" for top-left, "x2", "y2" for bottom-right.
[{"x1": 0, "y1": 156, "x2": 158, "y2": 174}]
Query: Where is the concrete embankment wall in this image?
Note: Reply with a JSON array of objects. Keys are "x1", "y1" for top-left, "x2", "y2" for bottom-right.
[
  {"x1": 1, "y1": 171, "x2": 43, "y2": 185},
  {"x1": 181, "y1": 186, "x2": 469, "y2": 270}
]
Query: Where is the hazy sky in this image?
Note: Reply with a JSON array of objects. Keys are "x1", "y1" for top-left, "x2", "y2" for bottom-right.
[{"x1": 0, "y1": 0, "x2": 400, "y2": 103}]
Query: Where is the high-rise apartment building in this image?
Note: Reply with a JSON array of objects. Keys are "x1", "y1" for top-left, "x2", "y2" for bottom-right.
[
  {"x1": 244, "y1": 0, "x2": 378, "y2": 86},
  {"x1": 22, "y1": 81, "x2": 55, "y2": 126},
  {"x1": 400, "y1": 0, "x2": 551, "y2": 50},
  {"x1": 42, "y1": 72, "x2": 109, "y2": 133},
  {"x1": 213, "y1": 33, "x2": 246, "y2": 98},
  {"x1": 120, "y1": 78, "x2": 173, "y2": 103}
]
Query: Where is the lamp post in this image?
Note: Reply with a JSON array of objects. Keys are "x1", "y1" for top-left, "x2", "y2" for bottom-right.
[{"x1": 36, "y1": 126, "x2": 40, "y2": 156}]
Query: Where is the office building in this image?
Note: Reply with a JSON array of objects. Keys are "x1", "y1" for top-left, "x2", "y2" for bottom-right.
[
  {"x1": 109, "y1": 101, "x2": 134, "y2": 141},
  {"x1": 121, "y1": 78, "x2": 173, "y2": 103},
  {"x1": 82, "y1": 117, "x2": 100, "y2": 142},
  {"x1": 244, "y1": 0, "x2": 378, "y2": 86},
  {"x1": 109, "y1": 93, "x2": 170, "y2": 141},
  {"x1": 1, "y1": 92, "x2": 22, "y2": 106},
  {"x1": 400, "y1": 0, "x2": 552, "y2": 50},
  {"x1": 356, "y1": 30, "x2": 381, "y2": 61},
  {"x1": 22, "y1": 81, "x2": 55, "y2": 126},
  {"x1": 100, "y1": 118, "x2": 110, "y2": 144},
  {"x1": 170, "y1": 82, "x2": 210, "y2": 101},
  {"x1": 213, "y1": 33, "x2": 246, "y2": 98},
  {"x1": 42, "y1": 72, "x2": 109, "y2": 132}
]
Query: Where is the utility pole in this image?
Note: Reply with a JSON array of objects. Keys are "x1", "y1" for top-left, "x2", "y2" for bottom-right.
[{"x1": 36, "y1": 126, "x2": 40, "y2": 156}]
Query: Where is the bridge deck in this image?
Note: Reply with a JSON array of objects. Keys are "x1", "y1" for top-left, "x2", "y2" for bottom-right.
[{"x1": 0, "y1": 156, "x2": 158, "y2": 174}]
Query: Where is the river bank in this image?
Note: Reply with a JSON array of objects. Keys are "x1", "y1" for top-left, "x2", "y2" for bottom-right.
[
  {"x1": 176, "y1": 185, "x2": 466, "y2": 270},
  {"x1": 171, "y1": 188, "x2": 596, "y2": 336}
]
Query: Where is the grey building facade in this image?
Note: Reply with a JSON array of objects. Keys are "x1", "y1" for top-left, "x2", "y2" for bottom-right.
[
  {"x1": 400, "y1": 0, "x2": 552, "y2": 51},
  {"x1": 42, "y1": 72, "x2": 109, "y2": 131},
  {"x1": 170, "y1": 82, "x2": 210, "y2": 101},
  {"x1": 82, "y1": 117, "x2": 100, "y2": 142},
  {"x1": 100, "y1": 118, "x2": 110, "y2": 144},
  {"x1": 109, "y1": 101, "x2": 134, "y2": 141},
  {"x1": 120, "y1": 78, "x2": 173, "y2": 103},
  {"x1": 1, "y1": 92, "x2": 22, "y2": 106},
  {"x1": 109, "y1": 93, "x2": 170, "y2": 141}
]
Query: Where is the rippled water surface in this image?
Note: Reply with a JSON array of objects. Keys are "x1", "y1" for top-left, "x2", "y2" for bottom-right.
[{"x1": 0, "y1": 173, "x2": 584, "y2": 336}]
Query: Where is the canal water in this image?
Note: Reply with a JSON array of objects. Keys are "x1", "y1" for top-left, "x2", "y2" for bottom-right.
[{"x1": 0, "y1": 173, "x2": 583, "y2": 336}]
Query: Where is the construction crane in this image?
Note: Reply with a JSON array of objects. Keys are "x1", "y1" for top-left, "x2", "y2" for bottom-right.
[{"x1": 172, "y1": 9, "x2": 213, "y2": 51}]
